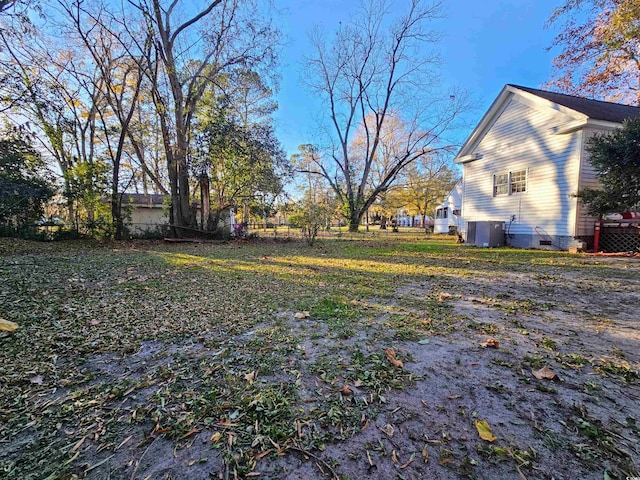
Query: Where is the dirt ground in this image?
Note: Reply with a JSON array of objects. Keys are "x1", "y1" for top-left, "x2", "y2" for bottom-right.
[{"x1": 1, "y1": 240, "x2": 639, "y2": 480}]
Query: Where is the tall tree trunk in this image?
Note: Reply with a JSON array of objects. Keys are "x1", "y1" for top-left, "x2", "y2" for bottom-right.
[
  {"x1": 348, "y1": 207, "x2": 362, "y2": 232},
  {"x1": 111, "y1": 193, "x2": 123, "y2": 240},
  {"x1": 175, "y1": 134, "x2": 194, "y2": 229},
  {"x1": 200, "y1": 174, "x2": 210, "y2": 230}
]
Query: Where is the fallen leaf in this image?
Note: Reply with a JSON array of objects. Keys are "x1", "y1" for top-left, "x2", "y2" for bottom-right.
[
  {"x1": 244, "y1": 370, "x2": 257, "y2": 384},
  {"x1": 400, "y1": 453, "x2": 415, "y2": 469},
  {"x1": 0, "y1": 319, "x2": 18, "y2": 331},
  {"x1": 246, "y1": 472, "x2": 261, "y2": 477},
  {"x1": 340, "y1": 385, "x2": 353, "y2": 395},
  {"x1": 475, "y1": 420, "x2": 497, "y2": 442},
  {"x1": 63, "y1": 450, "x2": 80, "y2": 466},
  {"x1": 89, "y1": 319, "x2": 100, "y2": 326},
  {"x1": 268, "y1": 437, "x2": 280, "y2": 450},
  {"x1": 391, "y1": 450, "x2": 399, "y2": 464},
  {"x1": 532, "y1": 366, "x2": 558, "y2": 380},
  {"x1": 178, "y1": 429, "x2": 200, "y2": 440},
  {"x1": 69, "y1": 436, "x2": 86, "y2": 453},
  {"x1": 439, "y1": 457, "x2": 453, "y2": 466},
  {"x1": 210, "y1": 432, "x2": 222, "y2": 443},
  {"x1": 438, "y1": 292, "x2": 453, "y2": 301},
  {"x1": 384, "y1": 348, "x2": 403, "y2": 368},
  {"x1": 254, "y1": 449, "x2": 272, "y2": 461},
  {"x1": 418, "y1": 339, "x2": 430, "y2": 345},
  {"x1": 480, "y1": 338, "x2": 499, "y2": 348},
  {"x1": 29, "y1": 375, "x2": 44, "y2": 385},
  {"x1": 353, "y1": 379, "x2": 362, "y2": 387},
  {"x1": 422, "y1": 445, "x2": 429, "y2": 463},
  {"x1": 115, "y1": 435, "x2": 132, "y2": 451},
  {"x1": 294, "y1": 311, "x2": 310, "y2": 319},
  {"x1": 380, "y1": 423, "x2": 394, "y2": 437}
]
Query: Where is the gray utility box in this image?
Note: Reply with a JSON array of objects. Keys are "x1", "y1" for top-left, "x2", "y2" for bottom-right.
[{"x1": 467, "y1": 221, "x2": 505, "y2": 247}]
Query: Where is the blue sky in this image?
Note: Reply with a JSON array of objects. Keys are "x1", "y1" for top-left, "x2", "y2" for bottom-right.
[{"x1": 272, "y1": 0, "x2": 562, "y2": 157}]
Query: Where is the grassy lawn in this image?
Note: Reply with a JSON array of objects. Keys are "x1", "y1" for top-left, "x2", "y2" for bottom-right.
[{"x1": 1, "y1": 236, "x2": 639, "y2": 479}]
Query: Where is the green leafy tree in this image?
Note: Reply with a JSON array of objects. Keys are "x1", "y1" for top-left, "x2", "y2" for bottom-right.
[
  {"x1": 195, "y1": 121, "x2": 286, "y2": 232},
  {"x1": 192, "y1": 69, "x2": 287, "y2": 233},
  {"x1": 579, "y1": 118, "x2": 640, "y2": 215},
  {"x1": 128, "y1": 0, "x2": 280, "y2": 235},
  {"x1": 0, "y1": 130, "x2": 54, "y2": 230}
]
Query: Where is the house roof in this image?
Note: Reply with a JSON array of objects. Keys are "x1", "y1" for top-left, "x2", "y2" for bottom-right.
[
  {"x1": 122, "y1": 193, "x2": 168, "y2": 206},
  {"x1": 508, "y1": 85, "x2": 640, "y2": 123},
  {"x1": 455, "y1": 84, "x2": 640, "y2": 163}
]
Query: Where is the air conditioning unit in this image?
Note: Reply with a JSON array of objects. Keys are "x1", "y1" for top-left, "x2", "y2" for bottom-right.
[{"x1": 467, "y1": 221, "x2": 505, "y2": 247}]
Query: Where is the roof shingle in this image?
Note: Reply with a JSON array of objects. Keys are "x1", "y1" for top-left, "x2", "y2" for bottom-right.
[{"x1": 509, "y1": 85, "x2": 640, "y2": 123}]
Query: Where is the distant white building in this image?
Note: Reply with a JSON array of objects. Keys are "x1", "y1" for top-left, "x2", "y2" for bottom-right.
[
  {"x1": 391, "y1": 212, "x2": 432, "y2": 228},
  {"x1": 434, "y1": 182, "x2": 462, "y2": 234}
]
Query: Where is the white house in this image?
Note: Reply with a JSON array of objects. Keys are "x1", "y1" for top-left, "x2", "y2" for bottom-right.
[
  {"x1": 454, "y1": 84, "x2": 640, "y2": 250},
  {"x1": 434, "y1": 181, "x2": 463, "y2": 234}
]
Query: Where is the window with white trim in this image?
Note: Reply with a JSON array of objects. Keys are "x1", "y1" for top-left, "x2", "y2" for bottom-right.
[
  {"x1": 436, "y1": 208, "x2": 448, "y2": 219},
  {"x1": 493, "y1": 170, "x2": 527, "y2": 196},
  {"x1": 510, "y1": 170, "x2": 527, "y2": 193},
  {"x1": 493, "y1": 173, "x2": 509, "y2": 196}
]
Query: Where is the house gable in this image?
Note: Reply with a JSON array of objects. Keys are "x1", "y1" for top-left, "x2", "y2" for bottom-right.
[{"x1": 456, "y1": 85, "x2": 588, "y2": 162}]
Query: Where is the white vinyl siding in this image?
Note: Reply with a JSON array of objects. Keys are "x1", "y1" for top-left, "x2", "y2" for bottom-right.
[
  {"x1": 575, "y1": 127, "x2": 608, "y2": 236},
  {"x1": 461, "y1": 96, "x2": 582, "y2": 237}
]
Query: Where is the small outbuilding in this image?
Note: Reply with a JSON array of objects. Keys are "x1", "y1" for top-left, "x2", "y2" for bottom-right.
[{"x1": 122, "y1": 194, "x2": 169, "y2": 237}]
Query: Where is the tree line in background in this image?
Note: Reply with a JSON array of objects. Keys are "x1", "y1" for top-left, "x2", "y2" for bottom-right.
[
  {"x1": 0, "y1": 0, "x2": 468, "y2": 240},
  {"x1": 1, "y1": 0, "x2": 287, "y2": 239},
  {"x1": 2, "y1": 0, "x2": 638, "y2": 240}
]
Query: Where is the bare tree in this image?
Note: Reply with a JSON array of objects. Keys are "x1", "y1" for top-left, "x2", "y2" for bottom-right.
[
  {"x1": 0, "y1": 0, "x2": 14, "y2": 12},
  {"x1": 58, "y1": 0, "x2": 152, "y2": 239},
  {"x1": 0, "y1": 22, "x2": 105, "y2": 226},
  {"x1": 301, "y1": 0, "x2": 467, "y2": 231}
]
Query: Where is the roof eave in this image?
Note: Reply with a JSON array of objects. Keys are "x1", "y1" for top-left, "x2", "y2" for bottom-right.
[
  {"x1": 551, "y1": 118, "x2": 622, "y2": 135},
  {"x1": 456, "y1": 153, "x2": 484, "y2": 164},
  {"x1": 586, "y1": 118, "x2": 623, "y2": 130},
  {"x1": 454, "y1": 85, "x2": 515, "y2": 162},
  {"x1": 453, "y1": 84, "x2": 604, "y2": 163}
]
